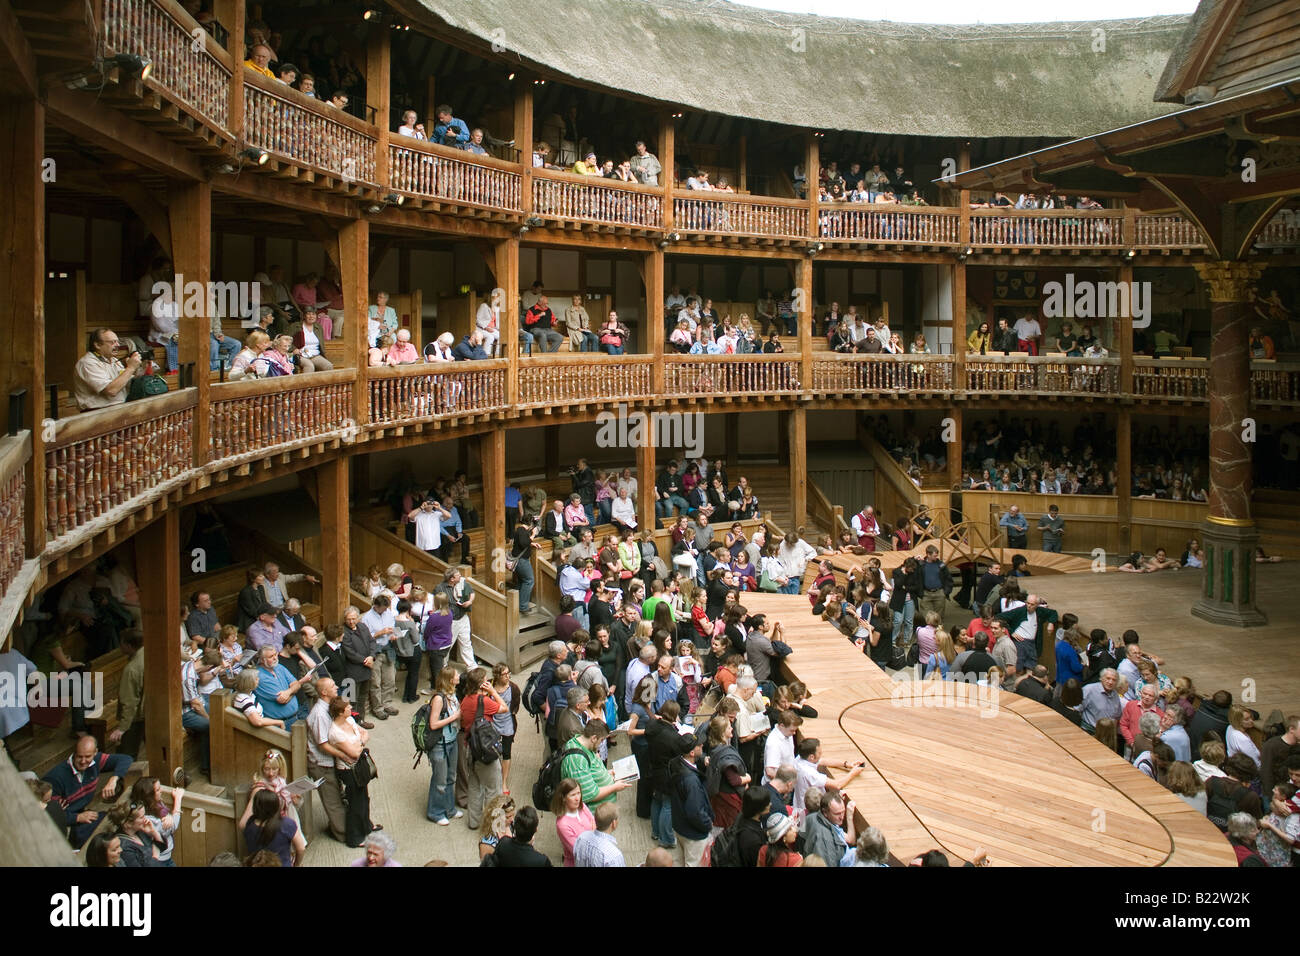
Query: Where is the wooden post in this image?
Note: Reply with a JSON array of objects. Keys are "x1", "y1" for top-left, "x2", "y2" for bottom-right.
[
  {"x1": 480, "y1": 428, "x2": 507, "y2": 589},
  {"x1": 737, "y1": 134, "x2": 747, "y2": 193},
  {"x1": 494, "y1": 238, "x2": 520, "y2": 403},
  {"x1": 660, "y1": 114, "x2": 675, "y2": 232},
  {"x1": 339, "y1": 219, "x2": 369, "y2": 428},
  {"x1": 951, "y1": 260, "x2": 966, "y2": 390},
  {"x1": 789, "y1": 407, "x2": 807, "y2": 531},
  {"x1": 514, "y1": 78, "x2": 533, "y2": 217},
  {"x1": 220, "y1": 0, "x2": 245, "y2": 142},
  {"x1": 806, "y1": 133, "x2": 820, "y2": 243},
  {"x1": 0, "y1": 97, "x2": 44, "y2": 557},
  {"x1": 1116, "y1": 410, "x2": 1132, "y2": 557},
  {"x1": 169, "y1": 182, "x2": 212, "y2": 466},
  {"x1": 946, "y1": 406, "x2": 963, "y2": 492},
  {"x1": 636, "y1": 440, "x2": 657, "y2": 531},
  {"x1": 138, "y1": 509, "x2": 184, "y2": 782},
  {"x1": 1118, "y1": 264, "x2": 1134, "y2": 395},
  {"x1": 644, "y1": 249, "x2": 665, "y2": 390},
  {"x1": 797, "y1": 255, "x2": 813, "y2": 393},
  {"x1": 725, "y1": 413, "x2": 739, "y2": 471},
  {"x1": 366, "y1": 28, "x2": 391, "y2": 191},
  {"x1": 317, "y1": 456, "x2": 350, "y2": 625},
  {"x1": 957, "y1": 142, "x2": 971, "y2": 248}
]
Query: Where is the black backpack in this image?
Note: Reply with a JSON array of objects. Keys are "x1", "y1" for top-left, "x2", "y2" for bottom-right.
[
  {"x1": 532, "y1": 746, "x2": 585, "y2": 811},
  {"x1": 467, "y1": 695, "x2": 503, "y2": 764},
  {"x1": 1205, "y1": 777, "x2": 1252, "y2": 831},
  {"x1": 709, "y1": 822, "x2": 743, "y2": 867},
  {"x1": 522, "y1": 669, "x2": 546, "y2": 730}
]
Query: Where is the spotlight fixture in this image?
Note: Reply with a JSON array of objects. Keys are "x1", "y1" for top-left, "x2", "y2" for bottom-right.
[
  {"x1": 956, "y1": 251, "x2": 968, "y2": 263},
  {"x1": 813, "y1": 131, "x2": 825, "y2": 138},
  {"x1": 517, "y1": 224, "x2": 530, "y2": 236},
  {"x1": 240, "y1": 146, "x2": 269, "y2": 165},
  {"x1": 659, "y1": 239, "x2": 670, "y2": 250},
  {"x1": 671, "y1": 111, "x2": 683, "y2": 119},
  {"x1": 384, "y1": 192, "x2": 405, "y2": 206},
  {"x1": 964, "y1": 246, "x2": 974, "y2": 256},
  {"x1": 524, "y1": 215, "x2": 544, "y2": 228},
  {"x1": 805, "y1": 241, "x2": 823, "y2": 256},
  {"x1": 668, "y1": 231, "x2": 680, "y2": 242},
  {"x1": 110, "y1": 53, "x2": 153, "y2": 81},
  {"x1": 214, "y1": 161, "x2": 237, "y2": 175},
  {"x1": 363, "y1": 8, "x2": 383, "y2": 20},
  {"x1": 1124, "y1": 248, "x2": 1137, "y2": 260},
  {"x1": 507, "y1": 72, "x2": 516, "y2": 81},
  {"x1": 365, "y1": 201, "x2": 385, "y2": 214}
]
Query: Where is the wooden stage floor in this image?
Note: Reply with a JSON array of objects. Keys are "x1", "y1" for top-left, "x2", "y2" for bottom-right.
[{"x1": 743, "y1": 591, "x2": 1239, "y2": 867}]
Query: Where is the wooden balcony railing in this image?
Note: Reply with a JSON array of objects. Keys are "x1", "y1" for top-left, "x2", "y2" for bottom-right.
[
  {"x1": 1254, "y1": 212, "x2": 1300, "y2": 248},
  {"x1": 210, "y1": 370, "x2": 354, "y2": 460},
  {"x1": 1250, "y1": 361, "x2": 1300, "y2": 406},
  {"x1": 0, "y1": 433, "x2": 29, "y2": 602},
  {"x1": 818, "y1": 205, "x2": 959, "y2": 244},
  {"x1": 1133, "y1": 213, "x2": 1205, "y2": 249},
  {"x1": 1132, "y1": 358, "x2": 1208, "y2": 402},
  {"x1": 517, "y1": 355, "x2": 653, "y2": 407},
  {"x1": 970, "y1": 209, "x2": 1124, "y2": 247},
  {"x1": 44, "y1": 391, "x2": 195, "y2": 540},
  {"x1": 104, "y1": 0, "x2": 232, "y2": 132},
  {"x1": 674, "y1": 194, "x2": 808, "y2": 239},
  {"x1": 368, "y1": 361, "x2": 509, "y2": 424},
  {"x1": 389, "y1": 140, "x2": 522, "y2": 213},
  {"x1": 965, "y1": 354, "x2": 1121, "y2": 395},
  {"x1": 663, "y1": 354, "x2": 801, "y2": 396},
  {"x1": 532, "y1": 169, "x2": 662, "y2": 228},
  {"x1": 244, "y1": 74, "x2": 377, "y2": 183},
  {"x1": 811, "y1": 354, "x2": 956, "y2": 393}
]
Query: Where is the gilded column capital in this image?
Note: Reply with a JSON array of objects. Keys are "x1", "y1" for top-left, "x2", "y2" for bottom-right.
[{"x1": 1193, "y1": 261, "x2": 1263, "y2": 303}]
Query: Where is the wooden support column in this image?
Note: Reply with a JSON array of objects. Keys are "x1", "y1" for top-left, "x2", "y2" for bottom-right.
[
  {"x1": 805, "y1": 133, "x2": 819, "y2": 243},
  {"x1": 659, "y1": 114, "x2": 676, "y2": 231},
  {"x1": 945, "y1": 406, "x2": 963, "y2": 492},
  {"x1": 168, "y1": 181, "x2": 212, "y2": 465},
  {"x1": 789, "y1": 407, "x2": 807, "y2": 531},
  {"x1": 493, "y1": 238, "x2": 519, "y2": 401},
  {"x1": 1116, "y1": 410, "x2": 1132, "y2": 557},
  {"x1": 138, "y1": 510, "x2": 183, "y2": 781},
  {"x1": 725, "y1": 413, "x2": 739, "y2": 471},
  {"x1": 218, "y1": 0, "x2": 245, "y2": 140},
  {"x1": 317, "y1": 456, "x2": 350, "y2": 625},
  {"x1": 0, "y1": 97, "x2": 44, "y2": 557},
  {"x1": 644, "y1": 249, "x2": 665, "y2": 390},
  {"x1": 636, "y1": 439, "x2": 657, "y2": 531},
  {"x1": 480, "y1": 428, "x2": 507, "y2": 589},
  {"x1": 339, "y1": 219, "x2": 369, "y2": 427},
  {"x1": 514, "y1": 78, "x2": 533, "y2": 216},
  {"x1": 797, "y1": 255, "x2": 813, "y2": 392},
  {"x1": 951, "y1": 261, "x2": 966, "y2": 389},
  {"x1": 1118, "y1": 264, "x2": 1134, "y2": 395},
  {"x1": 737, "y1": 134, "x2": 747, "y2": 192},
  {"x1": 366, "y1": 28, "x2": 391, "y2": 191},
  {"x1": 544, "y1": 425, "x2": 560, "y2": 479},
  {"x1": 957, "y1": 142, "x2": 971, "y2": 247}
]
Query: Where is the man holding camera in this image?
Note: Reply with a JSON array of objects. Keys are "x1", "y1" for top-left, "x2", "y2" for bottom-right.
[
  {"x1": 75, "y1": 328, "x2": 143, "y2": 410},
  {"x1": 407, "y1": 498, "x2": 452, "y2": 557}
]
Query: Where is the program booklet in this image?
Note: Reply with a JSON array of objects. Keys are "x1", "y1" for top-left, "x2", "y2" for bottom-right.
[{"x1": 611, "y1": 755, "x2": 640, "y2": 783}]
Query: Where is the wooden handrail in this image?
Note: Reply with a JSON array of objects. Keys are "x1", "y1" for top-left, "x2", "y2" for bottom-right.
[
  {"x1": 242, "y1": 71, "x2": 378, "y2": 140},
  {"x1": 210, "y1": 366, "x2": 356, "y2": 400},
  {"x1": 48, "y1": 388, "x2": 197, "y2": 450},
  {"x1": 0, "y1": 432, "x2": 31, "y2": 490},
  {"x1": 533, "y1": 166, "x2": 665, "y2": 197}
]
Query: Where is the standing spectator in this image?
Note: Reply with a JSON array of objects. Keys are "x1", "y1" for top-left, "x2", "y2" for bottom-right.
[
  {"x1": 408, "y1": 497, "x2": 452, "y2": 558},
  {"x1": 425, "y1": 668, "x2": 463, "y2": 826},
  {"x1": 340, "y1": 605, "x2": 378, "y2": 729},
  {"x1": 803, "y1": 790, "x2": 858, "y2": 867},
  {"x1": 1037, "y1": 505, "x2": 1065, "y2": 553},
  {"x1": 552, "y1": 777, "x2": 595, "y2": 867},
  {"x1": 999, "y1": 505, "x2": 1028, "y2": 548},
  {"x1": 305, "y1": 677, "x2": 349, "y2": 844},
  {"x1": 327, "y1": 695, "x2": 377, "y2": 847},
  {"x1": 107, "y1": 631, "x2": 145, "y2": 759},
  {"x1": 438, "y1": 567, "x2": 477, "y2": 668},
  {"x1": 670, "y1": 736, "x2": 714, "y2": 867},
  {"x1": 574, "y1": 803, "x2": 625, "y2": 867},
  {"x1": 360, "y1": 594, "x2": 399, "y2": 720},
  {"x1": 493, "y1": 806, "x2": 552, "y2": 867},
  {"x1": 433, "y1": 103, "x2": 470, "y2": 148},
  {"x1": 629, "y1": 140, "x2": 661, "y2": 185},
  {"x1": 460, "y1": 667, "x2": 507, "y2": 829}
]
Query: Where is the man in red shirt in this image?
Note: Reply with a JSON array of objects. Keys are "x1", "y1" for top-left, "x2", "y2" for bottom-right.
[{"x1": 459, "y1": 667, "x2": 507, "y2": 829}]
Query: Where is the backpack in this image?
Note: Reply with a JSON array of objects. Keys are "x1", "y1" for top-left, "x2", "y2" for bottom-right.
[
  {"x1": 1205, "y1": 777, "x2": 1252, "y2": 831},
  {"x1": 467, "y1": 695, "x2": 503, "y2": 764},
  {"x1": 523, "y1": 670, "x2": 546, "y2": 721},
  {"x1": 126, "y1": 373, "x2": 169, "y2": 402},
  {"x1": 410, "y1": 703, "x2": 436, "y2": 768},
  {"x1": 709, "y1": 822, "x2": 743, "y2": 868},
  {"x1": 532, "y1": 746, "x2": 585, "y2": 811}
]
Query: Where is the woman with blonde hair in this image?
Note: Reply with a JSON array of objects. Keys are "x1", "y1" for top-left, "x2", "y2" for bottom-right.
[
  {"x1": 230, "y1": 330, "x2": 271, "y2": 379},
  {"x1": 478, "y1": 793, "x2": 516, "y2": 861},
  {"x1": 1226, "y1": 705, "x2": 1261, "y2": 768},
  {"x1": 736, "y1": 313, "x2": 757, "y2": 353},
  {"x1": 924, "y1": 628, "x2": 957, "y2": 679},
  {"x1": 425, "y1": 666, "x2": 461, "y2": 826},
  {"x1": 369, "y1": 332, "x2": 394, "y2": 367},
  {"x1": 238, "y1": 747, "x2": 301, "y2": 832},
  {"x1": 385, "y1": 562, "x2": 412, "y2": 601}
]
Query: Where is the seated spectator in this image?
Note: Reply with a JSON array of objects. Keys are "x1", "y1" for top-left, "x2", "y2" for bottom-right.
[
  {"x1": 433, "y1": 104, "x2": 470, "y2": 149},
  {"x1": 43, "y1": 735, "x2": 131, "y2": 848},
  {"x1": 245, "y1": 42, "x2": 276, "y2": 78},
  {"x1": 369, "y1": 333, "x2": 393, "y2": 367},
  {"x1": 397, "y1": 109, "x2": 426, "y2": 140},
  {"x1": 259, "y1": 334, "x2": 297, "y2": 376},
  {"x1": 230, "y1": 330, "x2": 272, "y2": 380},
  {"x1": 292, "y1": 311, "x2": 333, "y2": 372},
  {"x1": 386, "y1": 328, "x2": 420, "y2": 365},
  {"x1": 368, "y1": 290, "x2": 399, "y2": 345},
  {"x1": 465, "y1": 128, "x2": 490, "y2": 156},
  {"x1": 566, "y1": 296, "x2": 599, "y2": 352},
  {"x1": 599, "y1": 311, "x2": 629, "y2": 355},
  {"x1": 524, "y1": 296, "x2": 564, "y2": 353},
  {"x1": 75, "y1": 329, "x2": 143, "y2": 410}
]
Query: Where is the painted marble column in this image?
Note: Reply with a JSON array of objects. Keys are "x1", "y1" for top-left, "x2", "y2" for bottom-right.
[{"x1": 1191, "y1": 260, "x2": 1265, "y2": 627}]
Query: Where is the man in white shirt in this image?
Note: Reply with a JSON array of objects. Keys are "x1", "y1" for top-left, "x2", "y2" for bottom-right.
[
  {"x1": 616, "y1": 468, "x2": 638, "y2": 500},
  {"x1": 475, "y1": 300, "x2": 500, "y2": 356},
  {"x1": 521, "y1": 281, "x2": 543, "y2": 313},
  {"x1": 305, "y1": 677, "x2": 349, "y2": 843},
  {"x1": 610, "y1": 487, "x2": 638, "y2": 533},
  {"x1": 140, "y1": 256, "x2": 179, "y2": 371},
  {"x1": 75, "y1": 328, "x2": 142, "y2": 411},
  {"x1": 777, "y1": 533, "x2": 818, "y2": 591},
  {"x1": 624, "y1": 644, "x2": 657, "y2": 712},
  {"x1": 763, "y1": 711, "x2": 801, "y2": 784},
  {"x1": 1014, "y1": 314, "x2": 1043, "y2": 355},
  {"x1": 407, "y1": 498, "x2": 452, "y2": 555},
  {"x1": 360, "y1": 595, "x2": 399, "y2": 718},
  {"x1": 664, "y1": 286, "x2": 687, "y2": 312},
  {"x1": 846, "y1": 308, "x2": 869, "y2": 344}
]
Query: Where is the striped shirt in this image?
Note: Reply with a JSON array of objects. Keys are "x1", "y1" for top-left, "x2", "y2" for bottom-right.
[
  {"x1": 560, "y1": 737, "x2": 616, "y2": 806},
  {"x1": 573, "y1": 829, "x2": 625, "y2": 867}
]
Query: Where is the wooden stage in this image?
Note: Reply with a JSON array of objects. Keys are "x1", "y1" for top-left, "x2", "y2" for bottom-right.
[{"x1": 743, "y1": 593, "x2": 1238, "y2": 867}]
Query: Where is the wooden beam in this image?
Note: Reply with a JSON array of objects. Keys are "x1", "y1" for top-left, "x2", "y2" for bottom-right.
[
  {"x1": 44, "y1": 85, "x2": 204, "y2": 182},
  {"x1": 0, "y1": 97, "x2": 45, "y2": 557},
  {"x1": 366, "y1": 26, "x2": 391, "y2": 191},
  {"x1": 0, "y1": 0, "x2": 38, "y2": 97},
  {"x1": 1116, "y1": 410, "x2": 1132, "y2": 556},
  {"x1": 317, "y1": 455, "x2": 350, "y2": 624},
  {"x1": 636, "y1": 439, "x2": 656, "y2": 533},
  {"x1": 644, "y1": 248, "x2": 665, "y2": 384},
  {"x1": 221, "y1": 0, "x2": 245, "y2": 139},
  {"x1": 138, "y1": 509, "x2": 184, "y2": 783},
  {"x1": 789, "y1": 406, "x2": 807, "y2": 531},
  {"x1": 339, "y1": 218, "x2": 369, "y2": 425},
  {"x1": 495, "y1": 237, "x2": 519, "y2": 402},
  {"x1": 660, "y1": 113, "x2": 675, "y2": 231},
  {"x1": 480, "y1": 427, "x2": 507, "y2": 589},
  {"x1": 514, "y1": 77, "x2": 533, "y2": 216},
  {"x1": 168, "y1": 181, "x2": 212, "y2": 465}
]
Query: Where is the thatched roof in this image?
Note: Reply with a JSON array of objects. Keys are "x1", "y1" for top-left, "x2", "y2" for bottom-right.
[{"x1": 398, "y1": 0, "x2": 1191, "y2": 138}]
